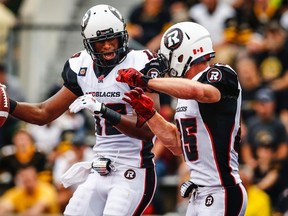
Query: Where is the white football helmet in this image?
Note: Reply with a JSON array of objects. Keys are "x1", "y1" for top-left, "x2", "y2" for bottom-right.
[
  {"x1": 81, "y1": 4, "x2": 129, "y2": 67},
  {"x1": 159, "y1": 22, "x2": 215, "y2": 77}
]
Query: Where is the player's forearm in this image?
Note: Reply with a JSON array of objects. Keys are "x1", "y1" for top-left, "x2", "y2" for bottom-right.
[
  {"x1": 11, "y1": 102, "x2": 50, "y2": 125},
  {"x1": 147, "y1": 112, "x2": 182, "y2": 155},
  {"x1": 10, "y1": 86, "x2": 75, "y2": 125},
  {"x1": 148, "y1": 78, "x2": 199, "y2": 99},
  {"x1": 148, "y1": 78, "x2": 220, "y2": 102},
  {"x1": 11, "y1": 101, "x2": 65, "y2": 125},
  {"x1": 114, "y1": 114, "x2": 155, "y2": 141}
]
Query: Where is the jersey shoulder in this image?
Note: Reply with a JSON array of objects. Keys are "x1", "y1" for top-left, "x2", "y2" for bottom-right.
[
  {"x1": 68, "y1": 50, "x2": 91, "y2": 72},
  {"x1": 61, "y1": 50, "x2": 88, "y2": 96},
  {"x1": 200, "y1": 63, "x2": 240, "y2": 98},
  {"x1": 126, "y1": 49, "x2": 166, "y2": 78},
  {"x1": 126, "y1": 49, "x2": 156, "y2": 64},
  {"x1": 200, "y1": 63, "x2": 237, "y2": 85}
]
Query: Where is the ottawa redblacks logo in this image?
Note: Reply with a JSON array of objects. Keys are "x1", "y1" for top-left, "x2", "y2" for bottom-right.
[
  {"x1": 206, "y1": 68, "x2": 222, "y2": 83},
  {"x1": 124, "y1": 169, "x2": 136, "y2": 180}
]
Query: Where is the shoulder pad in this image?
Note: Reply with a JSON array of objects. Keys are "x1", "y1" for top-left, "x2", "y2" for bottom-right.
[{"x1": 200, "y1": 63, "x2": 239, "y2": 99}]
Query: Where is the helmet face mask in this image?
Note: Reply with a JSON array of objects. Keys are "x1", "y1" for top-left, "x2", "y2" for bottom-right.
[
  {"x1": 159, "y1": 22, "x2": 215, "y2": 77},
  {"x1": 81, "y1": 5, "x2": 129, "y2": 67}
]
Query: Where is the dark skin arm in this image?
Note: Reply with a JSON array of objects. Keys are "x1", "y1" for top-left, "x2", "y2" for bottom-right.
[
  {"x1": 10, "y1": 86, "x2": 158, "y2": 141},
  {"x1": 11, "y1": 86, "x2": 77, "y2": 125}
]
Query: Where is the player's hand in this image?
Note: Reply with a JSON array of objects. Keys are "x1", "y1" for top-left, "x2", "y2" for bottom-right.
[
  {"x1": 116, "y1": 68, "x2": 152, "y2": 88},
  {"x1": 123, "y1": 87, "x2": 156, "y2": 128},
  {"x1": 69, "y1": 94, "x2": 105, "y2": 116}
]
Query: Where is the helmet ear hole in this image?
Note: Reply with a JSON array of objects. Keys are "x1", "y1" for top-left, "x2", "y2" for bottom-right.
[{"x1": 178, "y1": 55, "x2": 184, "y2": 63}]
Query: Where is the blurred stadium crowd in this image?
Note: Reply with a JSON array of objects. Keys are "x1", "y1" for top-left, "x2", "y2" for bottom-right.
[{"x1": 1, "y1": 0, "x2": 288, "y2": 215}]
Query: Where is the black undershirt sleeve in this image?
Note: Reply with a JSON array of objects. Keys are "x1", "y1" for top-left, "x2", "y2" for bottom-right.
[{"x1": 61, "y1": 60, "x2": 83, "y2": 96}]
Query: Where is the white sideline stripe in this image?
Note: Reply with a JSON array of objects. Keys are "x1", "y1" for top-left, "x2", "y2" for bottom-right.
[{"x1": 0, "y1": 111, "x2": 8, "y2": 118}]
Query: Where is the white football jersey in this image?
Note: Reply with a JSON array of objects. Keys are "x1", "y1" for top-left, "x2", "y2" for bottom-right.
[
  {"x1": 61, "y1": 49, "x2": 162, "y2": 168},
  {"x1": 175, "y1": 63, "x2": 242, "y2": 187}
]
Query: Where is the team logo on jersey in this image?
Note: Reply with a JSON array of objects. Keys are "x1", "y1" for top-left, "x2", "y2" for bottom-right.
[
  {"x1": 95, "y1": 91, "x2": 121, "y2": 97},
  {"x1": 205, "y1": 195, "x2": 214, "y2": 207},
  {"x1": 78, "y1": 67, "x2": 87, "y2": 76},
  {"x1": 124, "y1": 169, "x2": 136, "y2": 180},
  {"x1": 164, "y1": 28, "x2": 183, "y2": 51},
  {"x1": 147, "y1": 68, "x2": 160, "y2": 78},
  {"x1": 206, "y1": 68, "x2": 222, "y2": 83}
]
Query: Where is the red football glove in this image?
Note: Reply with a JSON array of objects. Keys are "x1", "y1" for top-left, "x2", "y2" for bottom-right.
[
  {"x1": 116, "y1": 68, "x2": 152, "y2": 88},
  {"x1": 123, "y1": 87, "x2": 156, "y2": 128}
]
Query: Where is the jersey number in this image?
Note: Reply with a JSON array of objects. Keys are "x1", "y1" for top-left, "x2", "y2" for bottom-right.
[
  {"x1": 95, "y1": 103, "x2": 126, "y2": 136},
  {"x1": 177, "y1": 118, "x2": 198, "y2": 161}
]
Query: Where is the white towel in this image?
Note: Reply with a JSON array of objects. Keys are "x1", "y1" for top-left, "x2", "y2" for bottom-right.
[{"x1": 60, "y1": 161, "x2": 92, "y2": 188}]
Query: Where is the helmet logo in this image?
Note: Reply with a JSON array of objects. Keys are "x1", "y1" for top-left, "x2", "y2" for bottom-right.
[
  {"x1": 164, "y1": 28, "x2": 183, "y2": 50},
  {"x1": 147, "y1": 68, "x2": 160, "y2": 78},
  {"x1": 207, "y1": 68, "x2": 222, "y2": 83},
  {"x1": 81, "y1": 10, "x2": 91, "y2": 34},
  {"x1": 108, "y1": 6, "x2": 124, "y2": 23}
]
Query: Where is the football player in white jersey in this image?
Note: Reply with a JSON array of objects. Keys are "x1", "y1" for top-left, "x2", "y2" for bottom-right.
[
  {"x1": 117, "y1": 22, "x2": 248, "y2": 215},
  {"x1": 4, "y1": 4, "x2": 168, "y2": 216}
]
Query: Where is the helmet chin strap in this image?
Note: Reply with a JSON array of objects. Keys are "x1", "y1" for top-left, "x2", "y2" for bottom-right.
[
  {"x1": 168, "y1": 50, "x2": 173, "y2": 65},
  {"x1": 181, "y1": 56, "x2": 192, "y2": 77},
  {"x1": 168, "y1": 50, "x2": 177, "y2": 77},
  {"x1": 169, "y1": 55, "x2": 192, "y2": 77}
]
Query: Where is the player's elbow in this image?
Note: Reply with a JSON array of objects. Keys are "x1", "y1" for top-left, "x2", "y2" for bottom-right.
[
  {"x1": 28, "y1": 118, "x2": 51, "y2": 126},
  {"x1": 29, "y1": 112, "x2": 53, "y2": 126}
]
